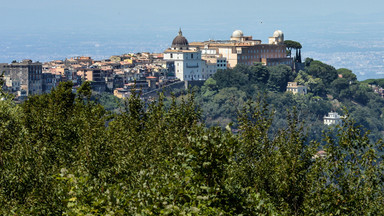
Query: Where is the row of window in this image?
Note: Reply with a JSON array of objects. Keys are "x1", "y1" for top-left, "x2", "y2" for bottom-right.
[
  {"x1": 287, "y1": 88, "x2": 307, "y2": 93},
  {"x1": 169, "y1": 53, "x2": 199, "y2": 59},
  {"x1": 244, "y1": 49, "x2": 284, "y2": 54},
  {"x1": 184, "y1": 74, "x2": 213, "y2": 79},
  {"x1": 31, "y1": 85, "x2": 42, "y2": 91},
  {"x1": 29, "y1": 75, "x2": 42, "y2": 80},
  {"x1": 178, "y1": 69, "x2": 215, "y2": 73},
  {"x1": 202, "y1": 69, "x2": 214, "y2": 72},
  {"x1": 239, "y1": 54, "x2": 284, "y2": 60}
]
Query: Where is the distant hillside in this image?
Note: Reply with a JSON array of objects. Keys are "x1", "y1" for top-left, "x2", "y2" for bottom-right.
[
  {"x1": 360, "y1": 78, "x2": 384, "y2": 87},
  {"x1": 168, "y1": 58, "x2": 384, "y2": 142}
]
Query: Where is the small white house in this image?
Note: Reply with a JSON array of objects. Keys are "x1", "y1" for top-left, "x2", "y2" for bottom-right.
[{"x1": 324, "y1": 112, "x2": 344, "y2": 125}]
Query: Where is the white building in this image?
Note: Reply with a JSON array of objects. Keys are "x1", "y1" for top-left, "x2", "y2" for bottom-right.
[
  {"x1": 324, "y1": 112, "x2": 344, "y2": 125},
  {"x1": 163, "y1": 29, "x2": 218, "y2": 81},
  {"x1": 164, "y1": 50, "x2": 204, "y2": 81},
  {"x1": 200, "y1": 48, "x2": 227, "y2": 71}
]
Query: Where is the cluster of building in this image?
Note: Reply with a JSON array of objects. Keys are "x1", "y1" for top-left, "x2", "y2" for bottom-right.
[
  {"x1": 0, "y1": 54, "x2": 169, "y2": 100},
  {"x1": 1, "y1": 29, "x2": 296, "y2": 100},
  {"x1": 368, "y1": 84, "x2": 384, "y2": 98},
  {"x1": 164, "y1": 29, "x2": 293, "y2": 81}
]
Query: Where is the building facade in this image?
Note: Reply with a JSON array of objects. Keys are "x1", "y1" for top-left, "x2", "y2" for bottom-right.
[
  {"x1": 189, "y1": 30, "x2": 293, "y2": 68},
  {"x1": 164, "y1": 29, "x2": 217, "y2": 81},
  {"x1": 77, "y1": 68, "x2": 106, "y2": 92},
  {"x1": 2, "y1": 60, "x2": 43, "y2": 96},
  {"x1": 286, "y1": 82, "x2": 308, "y2": 95},
  {"x1": 324, "y1": 112, "x2": 344, "y2": 125}
]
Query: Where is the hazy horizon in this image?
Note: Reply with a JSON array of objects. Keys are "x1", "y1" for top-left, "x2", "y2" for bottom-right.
[{"x1": 1, "y1": 0, "x2": 383, "y2": 80}]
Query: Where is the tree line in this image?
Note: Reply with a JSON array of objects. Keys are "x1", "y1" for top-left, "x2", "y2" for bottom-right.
[{"x1": 1, "y1": 81, "x2": 384, "y2": 215}]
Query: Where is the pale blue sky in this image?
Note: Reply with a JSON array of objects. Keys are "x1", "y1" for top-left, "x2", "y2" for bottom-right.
[
  {"x1": 1, "y1": 0, "x2": 384, "y2": 79},
  {"x1": 2, "y1": 0, "x2": 383, "y2": 39}
]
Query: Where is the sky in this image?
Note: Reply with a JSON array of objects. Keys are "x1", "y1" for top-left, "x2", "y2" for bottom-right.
[
  {"x1": 1, "y1": 0, "x2": 384, "y2": 79},
  {"x1": 2, "y1": 0, "x2": 383, "y2": 37}
]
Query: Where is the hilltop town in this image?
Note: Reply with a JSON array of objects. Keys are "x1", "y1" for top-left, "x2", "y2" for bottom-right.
[
  {"x1": 0, "y1": 29, "x2": 300, "y2": 101},
  {"x1": 3, "y1": 30, "x2": 384, "y2": 215}
]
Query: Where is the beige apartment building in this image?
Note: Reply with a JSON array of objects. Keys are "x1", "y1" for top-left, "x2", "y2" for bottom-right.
[{"x1": 286, "y1": 82, "x2": 308, "y2": 95}]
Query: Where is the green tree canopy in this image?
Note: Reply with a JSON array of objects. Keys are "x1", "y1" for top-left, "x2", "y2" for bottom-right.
[
  {"x1": 295, "y1": 70, "x2": 327, "y2": 97},
  {"x1": 1, "y1": 81, "x2": 384, "y2": 215},
  {"x1": 284, "y1": 40, "x2": 302, "y2": 50},
  {"x1": 337, "y1": 68, "x2": 357, "y2": 81},
  {"x1": 305, "y1": 60, "x2": 338, "y2": 84},
  {"x1": 267, "y1": 64, "x2": 294, "y2": 92}
]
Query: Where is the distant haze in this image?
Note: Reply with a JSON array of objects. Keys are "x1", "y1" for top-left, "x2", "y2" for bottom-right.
[{"x1": 1, "y1": 0, "x2": 383, "y2": 80}]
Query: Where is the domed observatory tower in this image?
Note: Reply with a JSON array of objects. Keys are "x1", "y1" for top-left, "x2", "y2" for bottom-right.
[
  {"x1": 230, "y1": 30, "x2": 244, "y2": 41},
  {"x1": 230, "y1": 29, "x2": 257, "y2": 43},
  {"x1": 269, "y1": 30, "x2": 284, "y2": 45}
]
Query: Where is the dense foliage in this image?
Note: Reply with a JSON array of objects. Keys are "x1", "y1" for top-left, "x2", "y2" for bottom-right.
[
  {"x1": 1, "y1": 81, "x2": 384, "y2": 215},
  {"x1": 91, "y1": 92, "x2": 122, "y2": 111},
  {"x1": 188, "y1": 60, "x2": 384, "y2": 143}
]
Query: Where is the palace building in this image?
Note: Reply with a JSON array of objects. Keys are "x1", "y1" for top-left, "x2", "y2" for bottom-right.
[
  {"x1": 189, "y1": 29, "x2": 293, "y2": 68},
  {"x1": 163, "y1": 29, "x2": 293, "y2": 81}
]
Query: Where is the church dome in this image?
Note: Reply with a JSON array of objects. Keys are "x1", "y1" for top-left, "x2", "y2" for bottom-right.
[
  {"x1": 232, "y1": 30, "x2": 243, "y2": 38},
  {"x1": 172, "y1": 29, "x2": 189, "y2": 49}
]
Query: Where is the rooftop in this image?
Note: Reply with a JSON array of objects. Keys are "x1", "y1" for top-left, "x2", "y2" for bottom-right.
[{"x1": 164, "y1": 49, "x2": 199, "y2": 53}]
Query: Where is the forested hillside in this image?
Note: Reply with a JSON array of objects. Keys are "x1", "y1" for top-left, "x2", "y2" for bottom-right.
[
  {"x1": 1, "y1": 79, "x2": 384, "y2": 215},
  {"x1": 180, "y1": 59, "x2": 384, "y2": 142}
]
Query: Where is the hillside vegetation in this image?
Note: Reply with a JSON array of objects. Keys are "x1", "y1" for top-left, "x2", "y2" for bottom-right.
[
  {"x1": 1, "y1": 78, "x2": 384, "y2": 215},
  {"x1": 182, "y1": 59, "x2": 384, "y2": 142}
]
